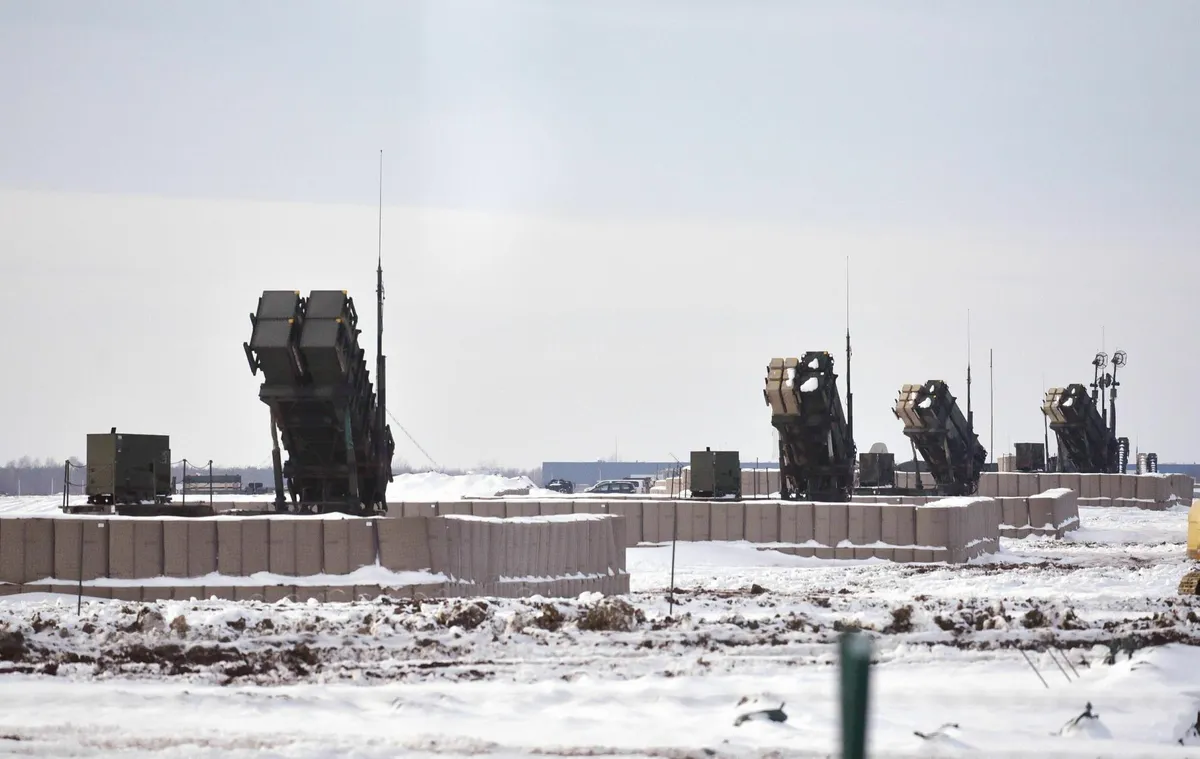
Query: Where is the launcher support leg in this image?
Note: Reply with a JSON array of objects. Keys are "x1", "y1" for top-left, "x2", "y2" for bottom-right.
[
  {"x1": 269, "y1": 411, "x2": 286, "y2": 512},
  {"x1": 344, "y1": 408, "x2": 361, "y2": 507}
]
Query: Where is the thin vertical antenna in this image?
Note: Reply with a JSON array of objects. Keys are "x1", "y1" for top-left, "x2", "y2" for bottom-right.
[
  {"x1": 966, "y1": 310, "x2": 973, "y2": 433},
  {"x1": 376, "y1": 149, "x2": 388, "y2": 487},
  {"x1": 845, "y1": 256, "x2": 854, "y2": 461}
]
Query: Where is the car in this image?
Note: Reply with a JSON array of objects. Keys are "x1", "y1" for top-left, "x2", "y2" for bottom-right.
[
  {"x1": 584, "y1": 479, "x2": 643, "y2": 495},
  {"x1": 545, "y1": 478, "x2": 575, "y2": 494}
]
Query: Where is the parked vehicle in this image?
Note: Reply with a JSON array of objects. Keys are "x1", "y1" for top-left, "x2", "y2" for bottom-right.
[
  {"x1": 585, "y1": 479, "x2": 643, "y2": 495},
  {"x1": 545, "y1": 478, "x2": 575, "y2": 494}
]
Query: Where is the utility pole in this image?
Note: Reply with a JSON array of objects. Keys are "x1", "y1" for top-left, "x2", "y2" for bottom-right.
[{"x1": 988, "y1": 348, "x2": 994, "y2": 464}]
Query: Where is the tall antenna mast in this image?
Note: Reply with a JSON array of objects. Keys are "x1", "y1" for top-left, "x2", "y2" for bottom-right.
[
  {"x1": 376, "y1": 150, "x2": 388, "y2": 482},
  {"x1": 966, "y1": 310, "x2": 973, "y2": 434},
  {"x1": 845, "y1": 256, "x2": 854, "y2": 456}
]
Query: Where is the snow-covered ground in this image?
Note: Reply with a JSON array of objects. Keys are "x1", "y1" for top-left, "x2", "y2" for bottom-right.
[
  {"x1": 0, "y1": 472, "x2": 548, "y2": 516},
  {"x1": 0, "y1": 504, "x2": 1197, "y2": 756}
]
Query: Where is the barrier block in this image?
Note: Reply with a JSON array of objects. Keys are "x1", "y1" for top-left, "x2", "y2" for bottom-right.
[
  {"x1": 574, "y1": 500, "x2": 606, "y2": 515},
  {"x1": 1038, "y1": 473, "x2": 1060, "y2": 492},
  {"x1": 984, "y1": 499, "x2": 1002, "y2": 548},
  {"x1": 111, "y1": 586, "x2": 143, "y2": 602},
  {"x1": 263, "y1": 585, "x2": 295, "y2": 602},
  {"x1": 1054, "y1": 472, "x2": 1078, "y2": 494},
  {"x1": 198, "y1": 585, "x2": 232, "y2": 601},
  {"x1": 132, "y1": 520, "x2": 164, "y2": 579},
  {"x1": 641, "y1": 501, "x2": 660, "y2": 543},
  {"x1": 52, "y1": 520, "x2": 83, "y2": 581},
  {"x1": 22, "y1": 519, "x2": 55, "y2": 583},
  {"x1": 814, "y1": 503, "x2": 848, "y2": 548},
  {"x1": 348, "y1": 519, "x2": 379, "y2": 571},
  {"x1": 0, "y1": 519, "x2": 27, "y2": 584},
  {"x1": 540, "y1": 500, "x2": 571, "y2": 516},
  {"x1": 444, "y1": 518, "x2": 466, "y2": 580},
  {"x1": 104, "y1": 520, "x2": 134, "y2": 580},
  {"x1": 1028, "y1": 495, "x2": 1054, "y2": 531},
  {"x1": 657, "y1": 502, "x2": 676, "y2": 543},
  {"x1": 999, "y1": 496, "x2": 1029, "y2": 530},
  {"x1": 608, "y1": 502, "x2": 642, "y2": 545},
  {"x1": 240, "y1": 519, "x2": 270, "y2": 575},
  {"x1": 139, "y1": 586, "x2": 169, "y2": 602},
  {"x1": 535, "y1": 521, "x2": 552, "y2": 579},
  {"x1": 290, "y1": 520, "x2": 321, "y2": 576},
  {"x1": 568, "y1": 520, "x2": 585, "y2": 576},
  {"x1": 778, "y1": 503, "x2": 798, "y2": 546},
  {"x1": 674, "y1": 502, "x2": 694, "y2": 541},
  {"x1": 709, "y1": 502, "x2": 729, "y2": 540},
  {"x1": 212, "y1": 521, "x2": 240, "y2": 575},
  {"x1": 745, "y1": 502, "x2": 765, "y2": 542},
  {"x1": 587, "y1": 519, "x2": 607, "y2": 576},
  {"x1": 611, "y1": 516, "x2": 627, "y2": 571},
  {"x1": 872, "y1": 546, "x2": 895, "y2": 561},
  {"x1": 977, "y1": 473, "x2": 998, "y2": 497},
  {"x1": 469, "y1": 518, "x2": 492, "y2": 582},
  {"x1": 691, "y1": 501, "x2": 712, "y2": 541},
  {"x1": 944, "y1": 506, "x2": 969, "y2": 563},
  {"x1": 378, "y1": 517, "x2": 433, "y2": 573},
  {"x1": 849, "y1": 504, "x2": 882, "y2": 560},
  {"x1": 353, "y1": 584, "x2": 383, "y2": 601},
  {"x1": 322, "y1": 519, "x2": 350, "y2": 574},
  {"x1": 234, "y1": 586, "x2": 266, "y2": 602},
  {"x1": 759, "y1": 502, "x2": 780, "y2": 542},
  {"x1": 795, "y1": 502, "x2": 815, "y2": 543},
  {"x1": 185, "y1": 521, "x2": 216, "y2": 577},
  {"x1": 1079, "y1": 474, "x2": 1102, "y2": 498},
  {"x1": 157, "y1": 522, "x2": 187, "y2": 578},
  {"x1": 323, "y1": 586, "x2": 351, "y2": 602},
  {"x1": 171, "y1": 586, "x2": 202, "y2": 601},
  {"x1": 290, "y1": 585, "x2": 325, "y2": 602},
  {"x1": 726, "y1": 502, "x2": 746, "y2": 541},
  {"x1": 915, "y1": 507, "x2": 948, "y2": 562},
  {"x1": 268, "y1": 520, "x2": 297, "y2": 575},
  {"x1": 1016, "y1": 474, "x2": 1037, "y2": 497},
  {"x1": 996, "y1": 472, "x2": 1019, "y2": 497},
  {"x1": 399, "y1": 503, "x2": 434, "y2": 518}
]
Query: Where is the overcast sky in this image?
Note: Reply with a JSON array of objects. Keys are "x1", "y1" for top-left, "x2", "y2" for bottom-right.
[{"x1": 3, "y1": 0, "x2": 1198, "y2": 470}]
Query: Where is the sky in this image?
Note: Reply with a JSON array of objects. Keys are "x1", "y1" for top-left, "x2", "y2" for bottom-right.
[{"x1": 2, "y1": 0, "x2": 1199, "y2": 470}]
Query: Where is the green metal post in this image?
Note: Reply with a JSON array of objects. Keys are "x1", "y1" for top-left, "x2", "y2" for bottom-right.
[{"x1": 839, "y1": 630, "x2": 872, "y2": 759}]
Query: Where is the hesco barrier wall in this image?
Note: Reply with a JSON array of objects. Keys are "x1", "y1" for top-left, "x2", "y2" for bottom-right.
[
  {"x1": 978, "y1": 472, "x2": 1194, "y2": 510},
  {"x1": 388, "y1": 497, "x2": 1065, "y2": 564},
  {"x1": 0, "y1": 514, "x2": 629, "y2": 601}
]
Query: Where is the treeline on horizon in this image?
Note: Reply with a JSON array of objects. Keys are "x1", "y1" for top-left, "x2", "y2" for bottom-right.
[{"x1": 0, "y1": 457, "x2": 542, "y2": 496}]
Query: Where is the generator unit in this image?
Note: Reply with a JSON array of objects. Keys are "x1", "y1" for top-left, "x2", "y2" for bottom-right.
[
  {"x1": 85, "y1": 428, "x2": 172, "y2": 506},
  {"x1": 858, "y1": 452, "x2": 896, "y2": 488},
  {"x1": 690, "y1": 448, "x2": 742, "y2": 499},
  {"x1": 1014, "y1": 442, "x2": 1046, "y2": 472}
]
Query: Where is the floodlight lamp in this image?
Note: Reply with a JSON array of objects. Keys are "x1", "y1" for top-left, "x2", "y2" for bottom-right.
[{"x1": 1112, "y1": 350, "x2": 1127, "y2": 368}]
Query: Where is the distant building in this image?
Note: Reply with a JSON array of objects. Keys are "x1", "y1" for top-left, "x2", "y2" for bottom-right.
[{"x1": 541, "y1": 460, "x2": 779, "y2": 488}]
